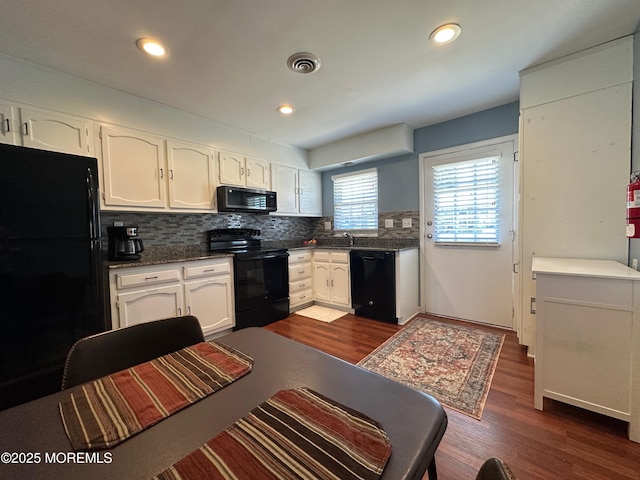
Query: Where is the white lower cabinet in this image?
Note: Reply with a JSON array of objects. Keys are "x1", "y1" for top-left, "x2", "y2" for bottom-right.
[
  {"x1": 288, "y1": 249, "x2": 313, "y2": 310},
  {"x1": 109, "y1": 258, "x2": 234, "y2": 336},
  {"x1": 312, "y1": 250, "x2": 350, "y2": 307},
  {"x1": 117, "y1": 283, "x2": 184, "y2": 328},
  {"x1": 183, "y1": 266, "x2": 234, "y2": 336},
  {"x1": 532, "y1": 257, "x2": 640, "y2": 443}
]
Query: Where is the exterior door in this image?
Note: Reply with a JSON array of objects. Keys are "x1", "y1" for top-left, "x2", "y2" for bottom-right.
[{"x1": 420, "y1": 135, "x2": 518, "y2": 329}]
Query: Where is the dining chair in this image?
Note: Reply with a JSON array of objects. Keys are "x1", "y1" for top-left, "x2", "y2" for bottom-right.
[
  {"x1": 475, "y1": 457, "x2": 517, "y2": 480},
  {"x1": 61, "y1": 315, "x2": 205, "y2": 390}
]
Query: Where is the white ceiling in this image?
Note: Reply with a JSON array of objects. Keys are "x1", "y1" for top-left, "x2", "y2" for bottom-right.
[{"x1": 0, "y1": 0, "x2": 638, "y2": 150}]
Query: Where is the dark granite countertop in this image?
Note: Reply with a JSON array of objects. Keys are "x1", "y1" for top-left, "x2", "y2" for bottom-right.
[
  {"x1": 105, "y1": 245, "x2": 233, "y2": 269},
  {"x1": 105, "y1": 238, "x2": 419, "y2": 269},
  {"x1": 287, "y1": 245, "x2": 418, "y2": 253}
]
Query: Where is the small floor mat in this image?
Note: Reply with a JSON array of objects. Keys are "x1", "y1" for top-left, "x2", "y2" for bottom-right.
[{"x1": 296, "y1": 305, "x2": 347, "y2": 323}]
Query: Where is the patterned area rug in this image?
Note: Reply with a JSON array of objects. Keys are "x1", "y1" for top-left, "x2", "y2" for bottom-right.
[{"x1": 358, "y1": 317, "x2": 504, "y2": 420}]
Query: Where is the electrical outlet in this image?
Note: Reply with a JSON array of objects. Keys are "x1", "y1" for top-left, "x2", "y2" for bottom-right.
[
  {"x1": 633, "y1": 258, "x2": 638, "y2": 270},
  {"x1": 324, "y1": 221, "x2": 332, "y2": 230},
  {"x1": 402, "y1": 218, "x2": 412, "y2": 228},
  {"x1": 385, "y1": 219, "x2": 394, "y2": 228},
  {"x1": 113, "y1": 221, "x2": 124, "y2": 227}
]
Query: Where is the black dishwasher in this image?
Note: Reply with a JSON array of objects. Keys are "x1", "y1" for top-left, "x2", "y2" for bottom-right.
[{"x1": 350, "y1": 250, "x2": 397, "y2": 323}]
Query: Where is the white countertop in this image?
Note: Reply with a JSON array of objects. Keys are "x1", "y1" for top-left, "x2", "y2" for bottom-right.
[{"x1": 532, "y1": 257, "x2": 640, "y2": 280}]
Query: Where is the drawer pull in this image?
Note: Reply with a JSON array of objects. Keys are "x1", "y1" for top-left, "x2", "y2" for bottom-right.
[
  {"x1": 203, "y1": 268, "x2": 216, "y2": 273},
  {"x1": 145, "y1": 276, "x2": 159, "y2": 281},
  {"x1": 299, "y1": 270, "x2": 305, "y2": 274}
]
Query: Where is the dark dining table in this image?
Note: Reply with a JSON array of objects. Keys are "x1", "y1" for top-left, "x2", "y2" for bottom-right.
[{"x1": 0, "y1": 327, "x2": 447, "y2": 480}]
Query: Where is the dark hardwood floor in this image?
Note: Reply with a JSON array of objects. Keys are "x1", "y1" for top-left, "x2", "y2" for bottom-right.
[{"x1": 263, "y1": 313, "x2": 640, "y2": 480}]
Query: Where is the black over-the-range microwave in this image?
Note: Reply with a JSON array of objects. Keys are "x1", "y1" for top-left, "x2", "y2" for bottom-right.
[{"x1": 216, "y1": 185, "x2": 277, "y2": 213}]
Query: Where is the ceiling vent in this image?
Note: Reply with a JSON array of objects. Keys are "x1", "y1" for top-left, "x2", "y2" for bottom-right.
[{"x1": 287, "y1": 52, "x2": 321, "y2": 74}]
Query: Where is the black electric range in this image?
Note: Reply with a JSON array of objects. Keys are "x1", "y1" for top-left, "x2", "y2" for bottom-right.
[{"x1": 208, "y1": 229, "x2": 289, "y2": 330}]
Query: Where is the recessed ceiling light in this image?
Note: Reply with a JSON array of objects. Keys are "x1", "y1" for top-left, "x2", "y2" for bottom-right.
[
  {"x1": 277, "y1": 104, "x2": 295, "y2": 115},
  {"x1": 429, "y1": 23, "x2": 461, "y2": 46},
  {"x1": 136, "y1": 38, "x2": 169, "y2": 57}
]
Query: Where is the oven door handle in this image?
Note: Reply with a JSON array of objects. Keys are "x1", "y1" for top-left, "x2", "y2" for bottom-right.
[
  {"x1": 235, "y1": 253, "x2": 288, "y2": 261},
  {"x1": 252, "y1": 253, "x2": 287, "y2": 260}
]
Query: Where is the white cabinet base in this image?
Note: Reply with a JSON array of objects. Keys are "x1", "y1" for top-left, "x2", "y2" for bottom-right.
[
  {"x1": 533, "y1": 257, "x2": 640, "y2": 443},
  {"x1": 109, "y1": 258, "x2": 234, "y2": 336}
]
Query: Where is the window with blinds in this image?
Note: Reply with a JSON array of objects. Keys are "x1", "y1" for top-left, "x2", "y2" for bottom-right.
[
  {"x1": 332, "y1": 168, "x2": 378, "y2": 233},
  {"x1": 433, "y1": 156, "x2": 500, "y2": 245}
]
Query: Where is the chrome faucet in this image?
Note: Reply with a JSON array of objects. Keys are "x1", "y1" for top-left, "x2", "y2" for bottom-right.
[{"x1": 343, "y1": 231, "x2": 354, "y2": 246}]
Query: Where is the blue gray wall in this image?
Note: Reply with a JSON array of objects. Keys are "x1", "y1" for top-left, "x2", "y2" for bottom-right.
[{"x1": 321, "y1": 101, "x2": 520, "y2": 215}]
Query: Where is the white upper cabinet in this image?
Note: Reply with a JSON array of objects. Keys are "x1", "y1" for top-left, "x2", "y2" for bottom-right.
[
  {"x1": 271, "y1": 163, "x2": 322, "y2": 217},
  {"x1": 298, "y1": 169, "x2": 322, "y2": 216},
  {"x1": 218, "y1": 149, "x2": 245, "y2": 186},
  {"x1": 100, "y1": 124, "x2": 167, "y2": 209},
  {"x1": 20, "y1": 107, "x2": 93, "y2": 156},
  {"x1": 218, "y1": 149, "x2": 270, "y2": 189},
  {"x1": 0, "y1": 101, "x2": 17, "y2": 145},
  {"x1": 167, "y1": 140, "x2": 216, "y2": 210},
  {"x1": 0, "y1": 102, "x2": 93, "y2": 156},
  {"x1": 245, "y1": 156, "x2": 270, "y2": 189},
  {"x1": 271, "y1": 163, "x2": 299, "y2": 214}
]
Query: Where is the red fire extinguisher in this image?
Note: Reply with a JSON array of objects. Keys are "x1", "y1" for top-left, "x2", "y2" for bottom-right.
[{"x1": 627, "y1": 171, "x2": 640, "y2": 238}]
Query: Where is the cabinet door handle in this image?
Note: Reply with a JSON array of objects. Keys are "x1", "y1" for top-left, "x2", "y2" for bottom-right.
[
  {"x1": 246, "y1": 168, "x2": 250, "y2": 177},
  {"x1": 326, "y1": 279, "x2": 329, "y2": 286},
  {"x1": 159, "y1": 168, "x2": 164, "y2": 179},
  {"x1": 5, "y1": 118, "x2": 10, "y2": 132},
  {"x1": 331, "y1": 279, "x2": 334, "y2": 287},
  {"x1": 178, "y1": 307, "x2": 182, "y2": 316},
  {"x1": 170, "y1": 169, "x2": 174, "y2": 180},
  {"x1": 187, "y1": 306, "x2": 191, "y2": 315},
  {"x1": 240, "y1": 167, "x2": 245, "y2": 177},
  {"x1": 23, "y1": 122, "x2": 29, "y2": 136},
  {"x1": 530, "y1": 298, "x2": 536, "y2": 314}
]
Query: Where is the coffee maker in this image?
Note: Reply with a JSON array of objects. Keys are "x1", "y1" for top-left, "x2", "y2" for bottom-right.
[{"x1": 107, "y1": 226, "x2": 144, "y2": 261}]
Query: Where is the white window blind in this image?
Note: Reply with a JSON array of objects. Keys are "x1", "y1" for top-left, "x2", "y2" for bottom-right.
[
  {"x1": 433, "y1": 156, "x2": 500, "y2": 245},
  {"x1": 332, "y1": 168, "x2": 378, "y2": 232}
]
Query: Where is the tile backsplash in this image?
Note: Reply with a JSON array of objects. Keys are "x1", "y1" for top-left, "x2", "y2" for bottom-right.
[
  {"x1": 100, "y1": 212, "x2": 315, "y2": 247},
  {"x1": 100, "y1": 210, "x2": 420, "y2": 249}
]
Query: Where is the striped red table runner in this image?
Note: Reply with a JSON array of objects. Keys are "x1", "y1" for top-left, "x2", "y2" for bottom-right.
[
  {"x1": 154, "y1": 387, "x2": 392, "y2": 480},
  {"x1": 59, "y1": 341, "x2": 253, "y2": 450}
]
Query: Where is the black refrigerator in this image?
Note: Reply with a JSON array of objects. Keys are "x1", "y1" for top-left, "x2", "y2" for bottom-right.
[{"x1": 0, "y1": 143, "x2": 108, "y2": 410}]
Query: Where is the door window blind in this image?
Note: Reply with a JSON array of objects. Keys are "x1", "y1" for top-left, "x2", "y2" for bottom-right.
[
  {"x1": 332, "y1": 168, "x2": 378, "y2": 232},
  {"x1": 433, "y1": 156, "x2": 500, "y2": 245}
]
